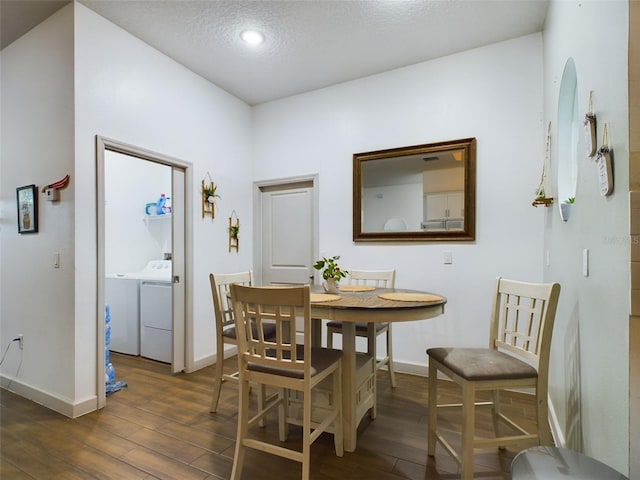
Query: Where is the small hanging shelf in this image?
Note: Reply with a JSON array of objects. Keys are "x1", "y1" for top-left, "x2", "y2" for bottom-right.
[
  {"x1": 532, "y1": 121, "x2": 554, "y2": 207},
  {"x1": 201, "y1": 173, "x2": 218, "y2": 219},
  {"x1": 229, "y1": 210, "x2": 240, "y2": 252}
]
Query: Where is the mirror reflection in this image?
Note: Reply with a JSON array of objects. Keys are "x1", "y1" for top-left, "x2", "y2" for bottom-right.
[{"x1": 353, "y1": 138, "x2": 476, "y2": 242}]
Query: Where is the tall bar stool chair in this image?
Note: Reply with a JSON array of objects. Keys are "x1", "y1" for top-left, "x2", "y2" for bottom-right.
[
  {"x1": 209, "y1": 271, "x2": 276, "y2": 413},
  {"x1": 326, "y1": 269, "x2": 397, "y2": 389},
  {"x1": 230, "y1": 284, "x2": 343, "y2": 480},
  {"x1": 426, "y1": 277, "x2": 561, "y2": 480}
]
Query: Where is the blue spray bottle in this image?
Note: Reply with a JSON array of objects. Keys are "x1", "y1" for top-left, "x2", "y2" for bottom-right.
[{"x1": 156, "y1": 194, "x2": 166, "y2": 215}]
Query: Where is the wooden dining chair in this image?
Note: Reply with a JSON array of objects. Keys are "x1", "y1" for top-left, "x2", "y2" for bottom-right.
[
  {"x1": 326, "y1": 269, "x2": 397, "y2": 389},
  {"x1": 230, "y1": 284, "x2": 343, "y2": 480},
  {"x1": 426, "y1": 277, "x2": 561, "y2": 480},
  {"x1": 209, "y1": 271, "x2": 276, "y2": 413}
]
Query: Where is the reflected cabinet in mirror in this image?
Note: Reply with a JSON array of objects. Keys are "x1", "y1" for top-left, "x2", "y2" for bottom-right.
[{"x1": 353, "y1": 137, "x2": 476, "y2": 242}]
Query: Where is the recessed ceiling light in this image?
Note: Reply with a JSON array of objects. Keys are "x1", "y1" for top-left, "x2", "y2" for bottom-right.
[{"x1": 240, "y1": 30, "x2": 265, "y2": 46}]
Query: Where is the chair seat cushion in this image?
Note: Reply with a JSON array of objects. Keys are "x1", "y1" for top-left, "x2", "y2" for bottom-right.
[
  {"x1": 427, "y1": 347, "x2": 538, "y2": 381},
  {"x1": 327, "y1": 321, "x2": 388, "y2": 333},
  {"x1": 248, "y1": 345, "x2": 342, "y2": 379},
  {"x1": 222, "y1": 322, "x2": 277, "y2": 340}
]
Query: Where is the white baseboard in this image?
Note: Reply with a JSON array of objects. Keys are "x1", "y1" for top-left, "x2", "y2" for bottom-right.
[
  {"x1": 188, "y1": 354, "x2": 215, "y2": 372},
  {"x1": 0, "y1": 375, "x2": 97, "y2": 418},
  {"x1": 187, "y1": 345, "x2": 238, "y2": 373},
  {"x1": 390, "y1": 359, "x2": 429, "y2": 377},
  {"x1": 547, "y1": 394, "x2": 565, "y2": 447}
]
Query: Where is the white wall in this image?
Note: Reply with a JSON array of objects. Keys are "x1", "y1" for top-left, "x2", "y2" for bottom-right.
[
  {"x1": 1, "y1": 2, "x2": 254, "y2": 414},
  {"x1": 105, "y1": 150, "x2": 172, "y2": 273},
  {"x1": 543, "y1": 0, "x2": 629, "y2": 474},
  {"x1": 253, "y1": 34, "x2": 545, "y2": 368},
  {"x1": 362, "y1": 183, "x2": 422, "y2": 231},
  {"x1": 74, "y1": 2, "x2": 255, "y2": 401},
  {"x1": 0, "y1": 6, "x2": 76, "y2": 407}
]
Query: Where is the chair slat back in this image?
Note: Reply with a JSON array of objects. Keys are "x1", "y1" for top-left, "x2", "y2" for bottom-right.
[
  {"x1": 490, "y1": 277, "x2": 561, "y2": 369},
  {"x1": 231, "y1": 284, "x2": 310, "y2": 376},
  {"x1": 210, "y1": 271, "x2": 253, "y2": 331},
  {"x1": 347, "y1": 269, "x2": 396, "y2": 288}
]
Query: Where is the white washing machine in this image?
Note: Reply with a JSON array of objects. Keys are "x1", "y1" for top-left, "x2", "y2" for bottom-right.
[
  {"x1": 105, "y1": 276, "x2": 140, "y2": 355},
  {"x1": 105, "y1": 260, "x2": 172, "y2": 359}
]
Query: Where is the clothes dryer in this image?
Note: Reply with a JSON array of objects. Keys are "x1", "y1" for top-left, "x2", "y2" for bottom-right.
[{"x1": 140, "y1": 280, "x2": 172, "y2": 363}]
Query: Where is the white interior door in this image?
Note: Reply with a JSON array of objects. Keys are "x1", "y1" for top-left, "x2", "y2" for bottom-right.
[
  {"x1": 171, "y1": 166, "x2": 185, "y2": 373},
  {"x1": 258, "y1": 180, "x2": 317, "y2": 286}
]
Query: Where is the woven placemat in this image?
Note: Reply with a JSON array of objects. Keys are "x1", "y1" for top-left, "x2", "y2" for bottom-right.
[
  {"x1": 339, "y1": 285, "x2": 376, "y2": 292},
  {"x1": 378, "y1": 292, "x2": 443, "y2": 302},
  {"x1": 310, "y1": 293, "x2": 342, "y2": 302}
]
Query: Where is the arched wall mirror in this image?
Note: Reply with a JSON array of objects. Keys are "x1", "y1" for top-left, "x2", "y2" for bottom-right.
[
  {"x1": 353, "y1": 137, "x2": 476, "y2": 242},
  {"x1": 557, "y1": 57, "x2": 579, "y2": 222}
]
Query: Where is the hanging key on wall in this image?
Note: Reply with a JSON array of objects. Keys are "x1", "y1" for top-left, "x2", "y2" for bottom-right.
[
  {"x1": 595, "y1": 123, "x2": 613, "y2": 196},
  {"x1": 584, "y1": 91, "x2": 597, "y2": 158}
]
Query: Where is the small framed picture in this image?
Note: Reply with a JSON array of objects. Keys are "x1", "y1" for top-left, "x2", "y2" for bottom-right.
[{"x1": 17, "y1": 184, "x2": 38, "y2": 234}]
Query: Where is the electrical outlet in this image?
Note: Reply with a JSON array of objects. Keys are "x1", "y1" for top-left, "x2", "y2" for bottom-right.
[{"x1": 18, "y1": 334, "x2": 24, "y2": 350}]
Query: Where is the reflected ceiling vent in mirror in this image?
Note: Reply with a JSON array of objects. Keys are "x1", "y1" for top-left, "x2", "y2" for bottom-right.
[{"x1": 557, "y1": 57, "x2": 579, "y2": 222}]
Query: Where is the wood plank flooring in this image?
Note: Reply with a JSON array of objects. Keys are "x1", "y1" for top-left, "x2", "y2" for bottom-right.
[{"x1": 1, "y1": 353, "x2": 537, "y2": 479}]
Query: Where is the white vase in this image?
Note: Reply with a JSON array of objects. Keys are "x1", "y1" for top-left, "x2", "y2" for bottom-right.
[
  {"x1": 560, "y1": 203, "x2": 572, "y2": 222},
  {"x1": 323, "y1": 278, "x2": 339, "y2": 294}
]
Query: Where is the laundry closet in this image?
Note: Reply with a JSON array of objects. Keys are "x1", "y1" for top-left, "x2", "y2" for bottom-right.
[{"x1": 104, "y1": 150, "x2": 173, "y2": 363}]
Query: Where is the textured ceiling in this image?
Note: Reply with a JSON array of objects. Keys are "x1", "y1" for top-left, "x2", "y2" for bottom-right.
[
  {"x1": 0, "y1": 1, "x2": 70, "y2": 49},
  {"x1": 1, "y1": 0, "x2": 548, "y2": 105}
]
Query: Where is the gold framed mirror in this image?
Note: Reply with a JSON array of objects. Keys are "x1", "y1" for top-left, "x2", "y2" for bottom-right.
[{"x1": 353, "y1": 137, "x2": 476, "y2": 242}]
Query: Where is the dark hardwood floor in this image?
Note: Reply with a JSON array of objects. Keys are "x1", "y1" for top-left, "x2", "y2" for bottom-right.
[{"x1": 1, "y1": 353, "x2": 536, "y2": 479}]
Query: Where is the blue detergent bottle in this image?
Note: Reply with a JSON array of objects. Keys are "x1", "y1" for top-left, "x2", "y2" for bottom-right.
[
  {"x1": 106, "y1": 362, "x2": 115, "y2": 385},
  {"x1": 105, "y1": 305, "x2": 113, "y2": 386},
  {"x1": 156, "y1": 194, "x2": 166, "y2": 215}
]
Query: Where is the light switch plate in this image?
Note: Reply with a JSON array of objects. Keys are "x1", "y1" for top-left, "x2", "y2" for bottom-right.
[
  {"x1": 582, "y1": 249, "x2": 589, "y2": 277},
  {"x1": 443, "y1": 251, "x2": 452, "y2": 264}
]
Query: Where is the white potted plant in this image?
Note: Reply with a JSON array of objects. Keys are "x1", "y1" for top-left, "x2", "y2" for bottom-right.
[
  {"x1": 313, "y1": 256, "x2": 348, "y2": 294},
  {"x1": 560, "y1": 196, "x2": 575, "y2": 222}
]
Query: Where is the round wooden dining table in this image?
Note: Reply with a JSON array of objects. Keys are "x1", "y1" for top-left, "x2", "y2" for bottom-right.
[{"x1": 309, "y1": 287, "x2": 447, "y2": 452}]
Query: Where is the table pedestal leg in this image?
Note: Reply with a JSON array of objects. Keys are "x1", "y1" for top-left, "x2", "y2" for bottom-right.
[
  {"x1": 310, "y1": 317, "x2": 374, "y2": 452},
  {"x1": 341, "y1": 321, "x2": 357, "y2": 452},
  {"x1": 310, "y1": 317, "x2": 322, "y2": 348},
  {"x1": 367, "y1": 322, "x2": 377, "y2": 419}
]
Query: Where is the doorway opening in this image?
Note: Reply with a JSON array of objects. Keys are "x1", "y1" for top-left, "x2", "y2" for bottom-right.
[{"x1": 96, "y1": 136, "x2": 192, "y2": 408}]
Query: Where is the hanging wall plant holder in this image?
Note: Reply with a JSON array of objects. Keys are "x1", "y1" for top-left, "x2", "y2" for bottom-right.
[
  {"x1": 532, "y1": 122, "x2": 554, "y2": 207},
  {"x1": 228, "y1": 210, "x2": 240, "y2": 252},
  {"x1": 201, "y1": 174, "x2": 219, "y2": 219},
  {"x1": 584, "y1": 91, "x2": 597, "y2": 158}
]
